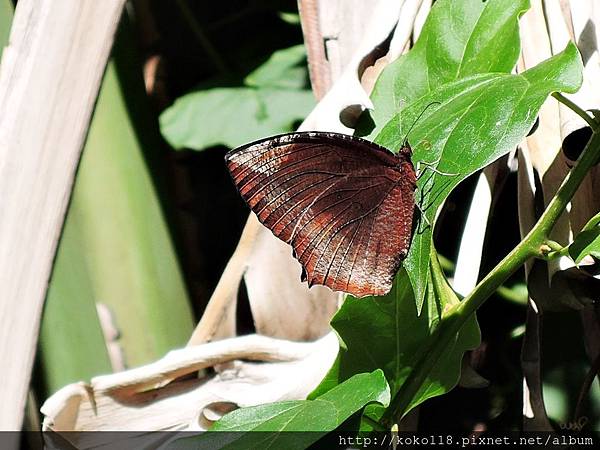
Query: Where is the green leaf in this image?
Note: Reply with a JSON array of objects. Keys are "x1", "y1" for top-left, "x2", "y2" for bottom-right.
[
  {"x1": 278, "y1": 12, "x2": 301, "y2": 26},
  {"x1": 311, "y1": 266, "x2": 479, "y2": 417},
  {"x1": 160, "y1": 45, "x2": 314, "y2": 151},
  {"x1": 373, "y1": 43, "x2": 582, "y2": 310},
  {"x1": 362, "y1": 0, "x2": 531, "y2": 308},
  {"x1": 160, "y1": 87, "x2": 314, "y2": 150},
  {"x1": 244, "y1": 44, "x2": 308, "y2": 90},
  {"x1": 429, "y1": 247, "x2": 460, "y2": 308},
  {"x1": 317, "y1": 7, "x2": 582, "y2": 412},
  {"x1": 361, "y1": 0, "x2": 582, "y2": 310},
  {"x1": 169, "y1": 371, "x2": 389, "y2": 450},
  {"x1": 365, "y1": 0, "x2": 530, "y2": 139},
  {"x1": 569, "y1": 212, "x2": 600, "y2": 263},
  {"x1": 40, "y1": 221, "x2": 112, "y2": 393}
]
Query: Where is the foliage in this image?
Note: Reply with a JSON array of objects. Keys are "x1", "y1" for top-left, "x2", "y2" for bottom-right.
[
  {"x1": 189, "y1": 0, "x2": 590, "y2": 443},
  {"x1": 372, "y1": 45, "x2": 581, "y2": 311},
  {"x1": 160, "y1": 45, "x2": 314, "y2": 150},
  {"x1": 27, "y1": 0, "x2": 599, "y2": 442},
  {"x1": 169, "y1": 371, "x2": 389, "y2": 450},
  {"x1": 311, "y1": 264, "x2": 480, "y2": 425},
  {"x1": 568, "y1": 212, "x2": 600, "y2": 263},
  {"x1": 365, "y1": 0, "x2": 529, "y2": 140}
]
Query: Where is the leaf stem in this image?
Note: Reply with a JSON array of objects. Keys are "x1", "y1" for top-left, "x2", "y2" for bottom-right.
[
  {"x1": 552, "y1": 92, "x2": 599, "y2": 130},
  {"x1": 544, "y1": 241, "x2": 570, "y2": 260},
  {"x1": 383, "y1": 115, "x2": 600, "y2": 424}
]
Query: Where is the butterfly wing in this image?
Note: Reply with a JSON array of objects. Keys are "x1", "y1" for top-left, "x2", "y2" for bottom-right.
[{"x1": 225, "y1": 132, "x2": 416, "y2": 297}]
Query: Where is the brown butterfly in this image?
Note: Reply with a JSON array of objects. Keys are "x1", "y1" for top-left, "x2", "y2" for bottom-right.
[{"x1": 225, "y1": 131, "x2": 417, "y2": 297}]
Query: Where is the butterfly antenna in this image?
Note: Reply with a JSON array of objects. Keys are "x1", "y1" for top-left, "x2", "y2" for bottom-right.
[{"x1": 401, "y1": 101, "x2": 441, "y2": 146}]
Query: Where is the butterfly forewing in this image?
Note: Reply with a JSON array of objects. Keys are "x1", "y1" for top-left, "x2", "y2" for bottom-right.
[{"x1": 226, "y1": 132, "x2": 416, "y2": 297}]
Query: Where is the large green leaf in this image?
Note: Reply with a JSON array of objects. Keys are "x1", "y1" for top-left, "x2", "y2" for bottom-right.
[
  {"x1": 66, "y1": 65, "x2": 194, "y2": 366},
  {"x1": 361, "y1": 0, "x2": 530, "y2": 308},
  {"x1": 371, "y1": 43, "x2": 582, "y2": 311},
  {"x1": 160, "y1": 87, "x2": 314, "y2": 150},
  {"x1": 309, "y1": 8, "x2": 582, "y2": 423},
  {"x1": 366, "y1": 0, "x2": 530, "y2": 139},
  {"x1": 169, "y1": 371, "x2": 389, "y2": 450},
  {"x1": 360, "y1": 0, "x2": 583, "y2": 311},
  {"x1": 160, "y1": 45, "x2": 314, "y2": 150},
  {"x1": 310, "y1": 264, "x2": 480, "y2": 418},
  {"x1": 40, "y1": 220, "x2": 112, "y2": 393}
]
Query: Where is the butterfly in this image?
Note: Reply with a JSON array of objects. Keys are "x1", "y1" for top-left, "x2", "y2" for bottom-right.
[{"x1": 225, "y1": 131, "x2": 417, "y2": 297}]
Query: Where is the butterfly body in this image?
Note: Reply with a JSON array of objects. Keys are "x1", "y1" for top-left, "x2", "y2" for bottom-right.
[{"x1": 225, "y1": 131, "x2": 417, "y2": 297}]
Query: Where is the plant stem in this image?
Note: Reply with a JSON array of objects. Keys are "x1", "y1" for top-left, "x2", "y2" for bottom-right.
[
  {"x1": 383, "y1": 123, "x2": 600, "y2": 425},
  {"x1": 552, "y1": 92, "x2": 599, "y2": 130}
]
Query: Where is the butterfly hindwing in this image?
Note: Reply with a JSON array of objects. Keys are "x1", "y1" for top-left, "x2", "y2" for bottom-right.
[{"x1": 226, "y1": 132, "x2": 416, "y2": 297}]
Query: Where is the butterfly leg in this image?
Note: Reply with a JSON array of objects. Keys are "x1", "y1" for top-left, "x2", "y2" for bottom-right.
[
  {"x1": 416, "y1": 202, "x2": 431, "y2": 229},
  {"x1": 416, "y1": 158, "x2": 458, "y2": 179},
  {"x1": 413, "y1": 185, "x2": 432, "y2": 235}
]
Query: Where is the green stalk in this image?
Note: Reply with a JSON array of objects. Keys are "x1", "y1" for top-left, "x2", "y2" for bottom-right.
[
  {"x1": 384, "y1": 109, "x2": 600, "y2": 424},
  {"x1": 552, "y1": 92, "x2": 598, "y2": 129}
]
